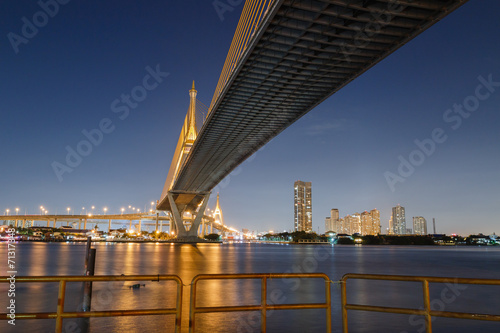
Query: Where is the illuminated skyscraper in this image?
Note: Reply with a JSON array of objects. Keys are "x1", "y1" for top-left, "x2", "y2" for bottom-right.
[
  {"x1": 294, "y1": 181, "x2": 312, "y2": 232},
  {"x1": 351, "y1": 213, "x2": 361, "y2": 235},
  {"x1": 325, "y1": 217, "x2": 332, "y2": 233},
  {"x1": 338, "y1": 218, "x2": 346, "y2": 234},
  {"x1": 413, "y1": 216, "x2": 427, "y2": 235},
  {"x1": 326, "y1": 208, "x2": 339, "y2": 233},
  {"x1": 391, "y1": 204, "x2": 406, "y2": 235},
  {"x1": 371, "y1": 209, "x2": 381, "y2": 235},
  {"x1": 361, "y1": 211, "x2": 373, "y2": 235}
]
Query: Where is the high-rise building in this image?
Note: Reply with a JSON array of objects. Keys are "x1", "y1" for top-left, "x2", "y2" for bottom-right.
[
  {"x1": 391, "y1": 204, "x2": 406, "y2": 235},
  {"x1": 413, "y1": 216, "x2": 427, "y2": 235},
  {"x1": 329, "y1": 209, "x2": 339, "y2": 233},
  {"x1": 338, "y1": 218, "x2": 346, "y2": 234},
  {"x1": 370, "y1": 209, "x2": 381, "y2": 235},
  {"x1": 325, "y1": 217, "x2": 332, "y2": 233},
  {"x1": 294, "y1": 181, "x2": 312, "y2": 232},
  {"x1": 351, "y1": 213, "x2": 361, "y2": 235},
  {"x1": 361, "y1": 211, "x2": 373, "y2": 235}
]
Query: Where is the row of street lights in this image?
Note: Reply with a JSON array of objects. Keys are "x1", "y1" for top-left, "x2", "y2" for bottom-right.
[
  {"x1": 3, "y1": 203, "x2": 156, "y2": 216},
  {"x1": 7, "y1": 202, "x2": 157, "y2": 216},
  {"x1": 3, "y1": 208, "x2": 20, "y2": 215}
]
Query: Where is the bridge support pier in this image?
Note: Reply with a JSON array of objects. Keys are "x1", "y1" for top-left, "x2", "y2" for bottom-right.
[
  {"x1": 166, "y1": 191, "x2": 210, "y2": 241},
  {"x1": 155, "y1": 213, "x2": 159, "y2": 233},
  {"x1": 201, "y1": 220, "x2": 205, "y2": 237}
]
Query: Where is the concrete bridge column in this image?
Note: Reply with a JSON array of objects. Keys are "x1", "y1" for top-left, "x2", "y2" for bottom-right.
[
  {"x1": 155, "y1": 213, "x2": 159, "y2": 233},
  {"x1": 46, "y1": 220, "x2": 50, "y2": 227},
  {"x1": 22, "y1": 220, "x2": 26, "y2": 228},
  {"x1": 138, "y1": 219, "x2": 142, "y2": 233},
  {"x1": 84, "y1": 218, "x2": 87, "y2": 229},
  {"x1": 108, "y1": 219, "x2": 112, "y2": 233},
  {"x1": 166, "y1": 191, "x2": 210, "y2": 240},
  {"x1": 129, "y1": 220, "x2": 132, "y2": 231},
  {"x1": 53, "y1": 219, "x2": 57, "y2": 228}
]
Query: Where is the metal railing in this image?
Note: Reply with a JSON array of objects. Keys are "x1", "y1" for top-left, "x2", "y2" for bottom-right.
[
  {"x1": 189, "y1": 273, "x2": 331, "y2": 333},
  {"x1": 0, "y1": 275, "x2": 183, "y2": 333},
  {"x1": 341, "y1": 273, "x2": 500, "y2": 333}
]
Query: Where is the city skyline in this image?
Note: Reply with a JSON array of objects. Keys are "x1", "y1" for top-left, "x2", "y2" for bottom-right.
[{"x1": 1, "y1": 1, "x2": 499, "y2": 235}]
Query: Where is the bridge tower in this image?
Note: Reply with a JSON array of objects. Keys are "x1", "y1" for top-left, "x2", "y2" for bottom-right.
[
  {"x1": 213, "y1": 193, "x2": 224, "y2": 226},
  {"x1": 158, "y1": 82, "x2": 211, "y2": 241},
  {"x1": 212, "y1": 193, "x2": 226, "y2": 237}
]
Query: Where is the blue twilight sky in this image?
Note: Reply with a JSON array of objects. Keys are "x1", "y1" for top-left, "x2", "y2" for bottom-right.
[{"x1": 1, "y1": 0, "x2": 499, "y2": 235}]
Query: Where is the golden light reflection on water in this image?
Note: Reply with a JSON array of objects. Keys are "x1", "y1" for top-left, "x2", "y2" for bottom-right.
[{"x1": 2, "y1": 243, "x2": 499, "y2": 332}]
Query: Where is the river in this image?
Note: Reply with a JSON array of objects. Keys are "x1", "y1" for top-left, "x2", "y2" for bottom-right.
[{"x1": 1, "y1": 242, "x2": 499, "y2": 332}]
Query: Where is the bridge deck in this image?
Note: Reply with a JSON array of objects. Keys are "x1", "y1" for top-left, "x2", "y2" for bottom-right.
[{"x1": 158, "y1": 0, "x2": 468, "y2": 210}]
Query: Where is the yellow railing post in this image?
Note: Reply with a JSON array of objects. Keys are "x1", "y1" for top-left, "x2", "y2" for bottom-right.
[
  {"x1": 422, "y1": 279, "x2": 433, "y2": 333},
  {"x1": 175, "y1": 275, "x2": 183, "y2": 333},
  {"x1": 189, "y1": 277, "x2": 197, "y2": 333},
  {"x1": 341, "y1": 276, "x2": 348, "y2": 333},
  {"x1": 261, "y1": 276, "x2": 267, "y2": 332},
  {"x1": 55, "y1": 280, "x2": 66, "y2": 333},
  {"x1": 325, "y1": 278, "x2": 332, "y2": 333}
]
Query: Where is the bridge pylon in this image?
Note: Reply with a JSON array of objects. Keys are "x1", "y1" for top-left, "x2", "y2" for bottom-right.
[
  {"x1": 166, "y1": 191, "x2": 210, "y2": 241},
  {"x1": 157, "y1": 82, "x2": 215, "y2": 242}
]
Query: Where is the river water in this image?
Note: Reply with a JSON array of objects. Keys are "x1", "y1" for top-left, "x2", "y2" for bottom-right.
[{"x1": 1, "y1": 242, "x2": 499, "y2": 332}]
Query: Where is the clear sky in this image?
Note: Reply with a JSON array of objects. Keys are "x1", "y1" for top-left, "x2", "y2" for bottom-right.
[{"x1": 1, "y1": 0, "x2": 499, "y2": 235}]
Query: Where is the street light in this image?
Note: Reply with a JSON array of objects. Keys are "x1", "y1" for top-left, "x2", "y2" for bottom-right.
[
  {"x1": 40, "y1": 206, "x2": 44, "y2": 215},
  {"x1": 6, "y1": 209, "x2": 10, "y2": 215},
  {"x1": 15, "y1": 208, "x2": 19, "y2": 215},
  {"x1": 67, "y1": 207, "x2": 70, "y2": 215},
  {"x1": 121, "y1": 208, "x2": 124, "y2": 215},
  {"x1": 103, "y1": 207, "x2": 108, "y2": 214}
]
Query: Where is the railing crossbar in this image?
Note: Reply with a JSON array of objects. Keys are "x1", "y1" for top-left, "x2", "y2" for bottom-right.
[{"x1": 341, "y1": 273, "x2": 500, "y2": 333}]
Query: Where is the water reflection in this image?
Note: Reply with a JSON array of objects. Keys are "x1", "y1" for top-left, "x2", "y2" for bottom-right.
[{"x1": 0, "y1": 244, "x2": 499, "y2": 332}]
